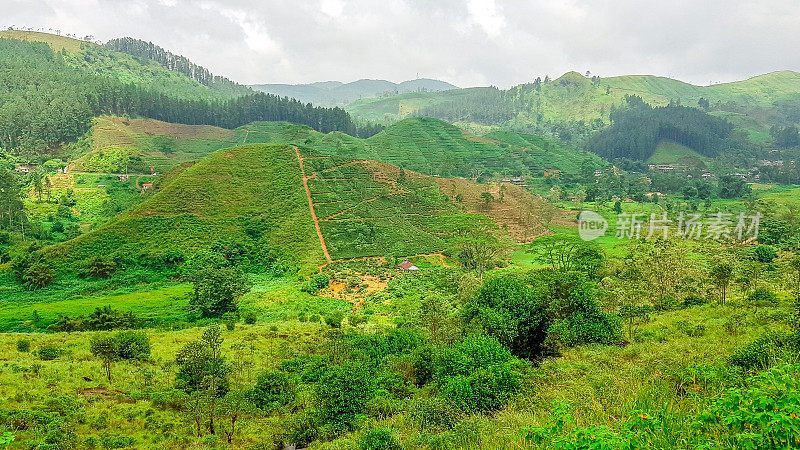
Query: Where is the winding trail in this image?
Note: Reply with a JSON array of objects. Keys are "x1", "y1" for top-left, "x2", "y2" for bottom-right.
[{"x1": 295, "y1": 146, "x2": 332, "y2": 263}]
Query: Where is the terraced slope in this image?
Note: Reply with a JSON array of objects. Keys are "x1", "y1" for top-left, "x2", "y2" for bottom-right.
[{"x1": 52, "y1": 143, "x2": 557, "y2": 267}]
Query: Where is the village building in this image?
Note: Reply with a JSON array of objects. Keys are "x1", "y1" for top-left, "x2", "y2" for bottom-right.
[{"x1": 398, "y1": 260, "x2": 420, "y2": 271}]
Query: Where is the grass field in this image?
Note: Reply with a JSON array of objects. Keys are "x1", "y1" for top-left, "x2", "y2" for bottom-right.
[{"x1": 647, "y1": 140, "x2": 710, "y2": 167}]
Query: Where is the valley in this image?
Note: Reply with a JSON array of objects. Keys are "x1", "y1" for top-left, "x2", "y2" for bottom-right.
[{"x1": 0, "y1": 26, "x2": 799, "y2": 450}]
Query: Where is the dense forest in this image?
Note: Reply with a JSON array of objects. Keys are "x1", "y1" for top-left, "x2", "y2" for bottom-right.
[
  {"x1": 586, "y1": 96, "x2": 743, "y2": 161},
  {"x1": 0, "y1": 38, "x2": 378, "y2": 157}
]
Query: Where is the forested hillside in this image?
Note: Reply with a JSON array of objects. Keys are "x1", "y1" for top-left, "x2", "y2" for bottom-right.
[
  {"x1": 586, "y1": 95, "x2": 744, "y2": 161},
  {"x1": 346, "y1": 71, "x2": 800, "y2": 144},
  {"x1": 0, "y1": 34, "x2": 374, "y2": 158}
]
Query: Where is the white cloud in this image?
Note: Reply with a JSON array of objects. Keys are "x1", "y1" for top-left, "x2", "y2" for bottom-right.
[
  {"x1": 466, "y1": 0, "x2": 506, "y2": 38},
  {"x1": 3, "y1": 0, "x2": 800, "y2": 87}
]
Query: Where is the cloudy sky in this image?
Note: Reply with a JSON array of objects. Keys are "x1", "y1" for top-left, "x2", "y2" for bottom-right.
[{"x1": 4, "y1": 0, "x2": 800, "y2": 88}]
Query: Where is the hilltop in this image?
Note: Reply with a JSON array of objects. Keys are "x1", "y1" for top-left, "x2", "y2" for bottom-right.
[{"x1": 251, "y1": 78, "x2": 458, "y2": 107}]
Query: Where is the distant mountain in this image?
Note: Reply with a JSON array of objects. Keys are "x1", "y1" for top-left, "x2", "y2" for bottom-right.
[
  {"x1": 345, "y1": 71, "x2": 800, "y2": 143},
  {"x1": 250, "y1": 78, "x2": 458, "y2": 107}
]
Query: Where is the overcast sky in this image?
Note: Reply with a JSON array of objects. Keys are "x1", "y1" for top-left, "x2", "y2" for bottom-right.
[{"x1": 4, "y1": 0, "x2": 800, "y2": 88}]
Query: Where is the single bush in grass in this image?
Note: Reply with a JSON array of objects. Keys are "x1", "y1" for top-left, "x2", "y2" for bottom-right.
[
  {"x1": 81, "y1": 256, "x2": 117, "y2": 278},
  {"x1": 90, "y1": 331, "x2": 151, "y2": 381},
  {"x1": 358, "y1": 428, "x2": 401, "y2": 450},
  {"x1": 16, "y1": 339, "x2": 31, "y2": 352},
  {"x1": 301, "y1": 273, "x2": 331, "y2": 293},
  {"x1": 189, "y1": 266, "x2": 249, "y2": 318},
  {"x1": 37, "y1": 345, "x2": 63, "y2": 361}
]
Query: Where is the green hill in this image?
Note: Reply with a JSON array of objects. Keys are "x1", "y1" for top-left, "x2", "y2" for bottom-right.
[
  {"x1": 345, "y1": 71, "x2": 800, "y2": 140},
  {"x1": 239, "y1": 117, "x2": 603, "y2": 178},
  {"x1": 0, "y1": 32, "x2": 368, "y2": 157},
  {"x1": 647, "y1": 140, "x2": 709, "y2": 168},
  {"x1": 71, "y1": 116, "x2": 601, "y2": 178},
  {"x1": 52, "y1": 141, "x2": 557, "y2": 267},
  {"x1": 51, "y1": 143, "x2": 326, "y2": 270}
]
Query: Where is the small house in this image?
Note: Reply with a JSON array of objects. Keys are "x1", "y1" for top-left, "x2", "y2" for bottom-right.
[
  {"x1": 398, "y1": 260, "x2": 420, "y2": 271},
  {"x1": 141, "y1": 183, "x2": 154, "y2": 192}
]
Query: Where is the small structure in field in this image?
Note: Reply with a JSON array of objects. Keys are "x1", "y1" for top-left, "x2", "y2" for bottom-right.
[
  {"x1": 398, "y1": 260, "x2": 419, "y2": 271},
  {"x1": 141, "y1": 183, "x2": 154, "y2": 192},
  {"x1": 15, "y1": 165, "x2": 36, "y2": 174}
]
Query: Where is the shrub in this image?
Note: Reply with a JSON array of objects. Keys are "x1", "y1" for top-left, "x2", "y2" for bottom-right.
[
  {"x1": 284, "y1": 412, "x2": 319, "y2": 448},
  {"x1": 358, "y1": 428, "x2": 401, "y2": 450},
  {"x1": 242, "y1": 310, "x2": 257, "y2": 324},
  {"x1": 729, "y1": 332, "x2": 800, "y2": 371},
  {"x1": 16, "y1": 339, "x2": 31, "y2": 352},
  {"x1": 314, "y1": 363, "x2": 376, "y2": 429},
  {"x1": 301, "y1": 273, "x2": 331, "y2": 293},
  {"x1": 752, "y1": 245, "x2": 777, "y2": 263},
  {"x1": 435, "y1": 335, "x2": 521, "y2": 412},
  {"x1": 325, "y1": 311, "x2": 344, "y2": 328},
  {"x1": 82, "y1": 256, "x2": 117, "y2": 278},
  {"x1": 698, "y1": 363, "x2": 800, "y2": 447},
  {"x1": 113, "y1": 331, "x2": 151, "y2": 360},
  {"x1": 248, "y1": 371, "x2": 294, "y2": 411},
  {"x1": 221, "y1": 312, "x2": 237, "y2": 331},
  {"x1": 747, "y1": 288, "x2": 778, "y2": 307},
  {"x1": 23, "y1": 261, "x2": 55, "y2": 290},
  {"x1": 683, "y1": 295, "x2": 707, "y2": 308},
  {"x1": 37, "y1": 345, "x2": 63, "y2": 361},
  {"x1": 189, "y1": 266, "x2": 249, "y2": 318}
]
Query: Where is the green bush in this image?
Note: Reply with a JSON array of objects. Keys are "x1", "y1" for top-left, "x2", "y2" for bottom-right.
[
  {"x1": 248, "y1": 371, "x2": 294, "y2": 411},
  {"x1": 325, "y1": 311, "x2": 344, "y2": 328},
  {"x1": 221, "y1": 312, "x2": 237, "y2": 331},
  {"x1": 682, "y1": 295, "x2": 707, "y2": 308},
  {"x1": 729, "y1": 332, "x2": 799, "y2": 371},
  {"x1": 301, "y1": 273, "x2": 331, "y2": 293},
  {"x1": 314, "y1": 363, "x2": 376, "y2": 429},
  {"x1": 189, "y1": 266, "x2": 249, "y2": 318},
  {"x1": 242, "y1": 310, "x2": 257, "y2": 324},
  {"x1": 81, "y1": 256, "x2": 117, "y2": 278},
  {"x1": 698, "y1": 363, "x2": 800, "y2": 448},
  {"x1": 434, "y1": 335, "x2": 521, "y2": 412},
  {"x1": 37, "y1": 345, "x2": 63, "y2": 361},
  {"x1": 752, "y1": 245, "x2": 777, "y2": 263},
  {"x1": 747, "y1": 288, "x2": 778, "y2": 307},
  {"x1": 16, "y1": 339, "x2": 31, "y2": 352},
  {"x1": 112, "y1": 331, "x2": 151, "y2": 360},
  {"x1": 358, "y1": 428, "x2": 401, "y2": 450}
]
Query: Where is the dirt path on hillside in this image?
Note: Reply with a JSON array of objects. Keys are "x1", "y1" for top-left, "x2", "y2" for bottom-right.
[{"x1": 295, "y1": 146, "x2": 332, "y2": 263}]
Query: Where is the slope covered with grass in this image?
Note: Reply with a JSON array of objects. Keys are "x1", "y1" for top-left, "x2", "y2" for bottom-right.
[
  {"x1": 239, "y1": 117, "x2": 601, "y2": 178},
  {"x1": 51, "y1": 140, "x2": 558, "y2": 266},
  {"x1": 51, "y1": 144, "x2": 325, "y2": 269}
]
